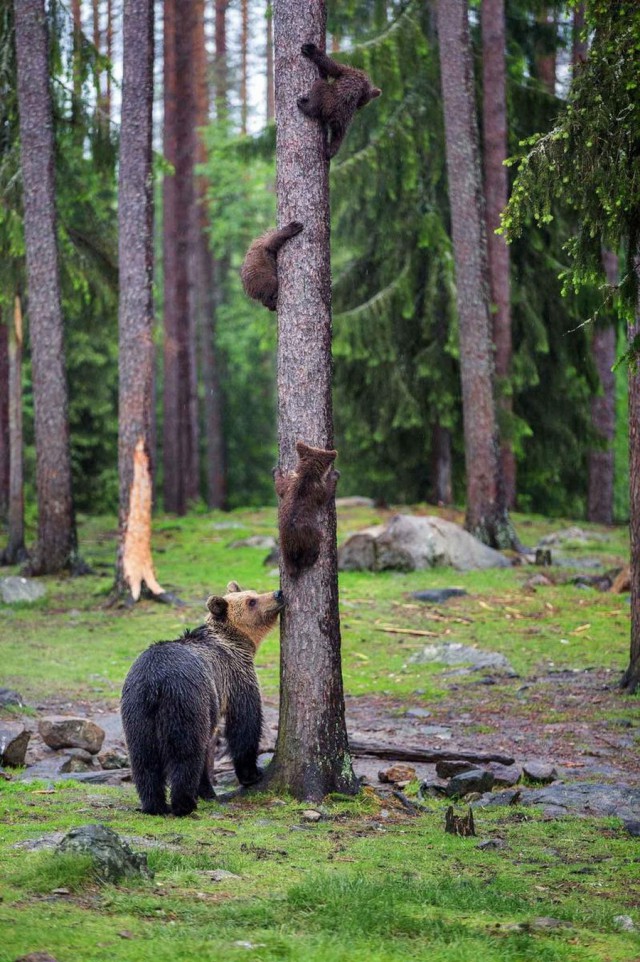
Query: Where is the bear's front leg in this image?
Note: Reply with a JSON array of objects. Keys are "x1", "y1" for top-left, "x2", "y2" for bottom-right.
[{"x1": 225, "y1": 683, "x2": 264, "y2": 787}]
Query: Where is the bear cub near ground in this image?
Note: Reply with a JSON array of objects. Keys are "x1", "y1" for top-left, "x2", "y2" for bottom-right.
[
  {"x1": 297, "y1": 43, "x2": 381, "y2": 159},
  {"x1": 241, "y1": 221, "x2": 303, "y2": 311},
  {"x1": 121, "y1": 583, "x2": 284, "y2": 816},
  {"x1": 274, "y1": 441, "x2": 339, "y2": 578}
]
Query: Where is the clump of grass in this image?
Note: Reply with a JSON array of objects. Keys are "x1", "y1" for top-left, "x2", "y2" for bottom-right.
[{"x1": 8, "y1": 851, "x2": 98, "y2": 894}]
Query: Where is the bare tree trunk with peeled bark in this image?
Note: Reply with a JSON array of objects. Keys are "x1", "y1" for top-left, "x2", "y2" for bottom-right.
[
  {"x1": 482, "y1": 0, "x2": 515, "y2": 509},
  {"x1": 115, "y1": 0, "x2": 167, "y2": 603},
  {"x1": 14, "y1": 0, "x2": 78, "y2": 574},
  {"x1": 2, "y1": 296, "x2": 26, "y2": 565},
  {"x1": 265, "y1": 0, "x2": 357, "y2": 800},
  {"x1": 436, "y1": 0, "x2": 516, "y2": 549}
]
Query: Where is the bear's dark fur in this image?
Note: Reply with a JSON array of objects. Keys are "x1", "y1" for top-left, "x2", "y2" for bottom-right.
[
  {"x1": 274, "y1": 441, "x2": 339, "y2": 578},
  {"x1": 297, "y1": 43, "x2": 381, "y2": 160},
  {"x1": 121, "y1": 583, "x2": 284, "y2": 816},
  {"x1": 241, "y1": 221, "x2": 304, "y2": 311}
]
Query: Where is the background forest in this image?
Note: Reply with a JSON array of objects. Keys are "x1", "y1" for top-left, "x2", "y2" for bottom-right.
[{"x1": 0, "y1": 0, "x2": 628, "y2": 529}]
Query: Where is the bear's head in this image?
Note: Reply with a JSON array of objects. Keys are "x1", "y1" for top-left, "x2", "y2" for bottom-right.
[
  {"x1": 358, "y1": 82, "x2": 381, "y2": 110},
  {"x1": 295, "y1": 441, "x2": 338, "y2": 479},
  {"x1": 206, "y1": 582, "x2": 285, "y2": 648}
]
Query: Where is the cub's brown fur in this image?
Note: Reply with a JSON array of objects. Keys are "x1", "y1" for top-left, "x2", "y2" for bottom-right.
[
  {"x1": 274, "y1": 441, "x2": 339, "y2": 578},
  {"x1": 121, "y1": 583, "x2": 284, "y2": 816},
  {"x1": 241, "y1": 221, "x2": 303, "y2": 311},
  {"x1": 297, "y1": 43, "x2": 381, "y2": 159}
]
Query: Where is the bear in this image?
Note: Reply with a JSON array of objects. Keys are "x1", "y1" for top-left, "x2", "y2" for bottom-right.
[
  {"x1": 121, "y1": 583, "x2": 284, "y2": 816},
  {"x1": 274, "y1": 441, "x2": 339, "y2": 578},
  {"x1": 240, "y1": 221, "x2": 304, "y2": 311},
  {"x1": 297, "y1": 43, "x2": 381, "y2": 160}
]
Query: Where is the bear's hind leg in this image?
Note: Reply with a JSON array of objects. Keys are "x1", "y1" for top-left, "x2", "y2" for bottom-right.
[
  {"x1": 225, "y1": 686, "x2": 263, "y2": 786},
  {"x1": 168, "y1": 754, "x2": 203, "y2": 816},
  {"x1": 128, "y1": 744, "x2": 169, "y2": 815}
]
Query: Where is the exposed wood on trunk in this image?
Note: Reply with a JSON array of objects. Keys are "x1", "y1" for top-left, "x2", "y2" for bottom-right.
[
  {"x1": 436, "y1": 0, "x2": 515, "y2": 550},
  {"x1": 482, "y1": 0, "x2": 515, "y2": 509},
  {"x1": 349, "y1": 740, "x2": 515, "y2": 766},
  {"x1": 0, "y1": 315, "x2": 9, "y2": 518},
  {"x1": 266, "y1": 0, "x2": 357, "y2": 801},
  {"x1": 2, "y1": 297, "x2": 26, "y2": 564},
  {"x1": 266, "y1": 1, "x2": 274, "y2": 122},
  {"x1": 14, "y1": 0, "x2": 77, "y2": 574},
  {"x1": 115, "y1": 0, "x2": 165, "y2": 602}
]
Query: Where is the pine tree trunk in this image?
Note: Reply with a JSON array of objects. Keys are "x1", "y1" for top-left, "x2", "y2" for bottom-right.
[
  {"x1": 240, "y1": 0, "x2": 249, "y2": 134},
  {"x1": 214, "y1": 0, "x2": 228, "y2": 117},
  {"x1": 266, "y1": 1, "x2": 274, "y2": 123},
  {"x1": 115, "y1": 0, "x2": 165, "y2": 602},
  {"x1": 0, "y1": 316, "x2": 9, "y2": 520},
  {"x1": 430, "y1": 423, "x2": 452, "y2": 505},
  {"x1": 572, "y1": 2, "x2": 587, "y2": 68},
  {"x1": 536, "y1": 8, "x2": 556, "y2": 95},
  {"x1": 266, "y1": 0, "x2": 357, "y2": 800},
  {"x1": 105, "y1": 0, "x2": 113, "y2": 119},
  {"x1": 14, "y1": 0, "x2": 77, "y2": 574},
  {"x1": 3, "y1": 296, "x2": 26, "y2": 564},
  {"x1": 587, "y1": 248, "x2": 617, "y2": 525},
  {"x1": 482, "y1": 0, "x2": 515, "y2": 510},
  {"x1": 436, "y1": 0, "x2": 515, "y2": 549},
  {"x1": 621, "y1": 242, "x2": 640, "y2": 694}
]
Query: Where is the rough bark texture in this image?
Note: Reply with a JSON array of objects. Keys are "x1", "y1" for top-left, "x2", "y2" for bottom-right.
[
  {"x1": 14, "y1": 0, "x2": 77, "y2": 574},
  {"x1": 622, "y1": 243, "x2": 640, "y2": 694},
  {"x1": 241, "y1": 0, "x2": 249, "y2": 134},
  {"x1": 436, "y1": 0, "x2": 514, "y2": 549},
  {"x1": 267, "y1": 0, "x2": 357, "y2": 800},
  {"x1": 3, "y1": 297, "x2": 26, "y2": 564},
  {"x1": 115, "y1": 0, "x2": 164, "y2": 601},
  {"x1": 482, "y1": 0, "x2": 515, "y2": 509},
  {"x1": 0, "y1": 316, "x2": 9, "y2": 518},
  {"x1": 587, "y1": 250, "x2": 617, "y2": 525},
  {"x1": 266, "y1": 1, "x2": 274, "y2": 122},
  {"x1": 214, "y1": 0, "x2": 228, "y2": 117}
]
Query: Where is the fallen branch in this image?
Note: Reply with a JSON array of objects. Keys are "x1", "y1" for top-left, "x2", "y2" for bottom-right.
[
  {"x1": 375, "y1": 626, "x2": 440, "y2": 637},
  {"x1": 349, "y1": 739, "x2": 514, "y2": 766}
]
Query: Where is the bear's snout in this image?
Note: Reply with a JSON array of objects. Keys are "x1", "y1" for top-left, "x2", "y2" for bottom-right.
[{"x1": 273, "y1": 590, "x2": 285, "y2": 606}]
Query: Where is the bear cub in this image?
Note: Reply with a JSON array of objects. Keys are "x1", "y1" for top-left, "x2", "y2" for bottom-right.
[
  {"x1": 241, "y1": 221, "x2": 303, "y2": 311},
  {"x1": 297, "y1": 43, "x2": 381, "y2": 159},
  {"x1": 121, "y1": 583, "x2": 284, "y2": 816},
  {"x1": 274, "y1": 441, "x2": 339, "y2": 578}
]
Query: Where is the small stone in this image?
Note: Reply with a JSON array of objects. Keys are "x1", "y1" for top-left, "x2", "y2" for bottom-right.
[
  {"x1": 446, "y1": 769, "x2": 495, "y2": 798},
  {"x1": 301, "y1": 810, "x2": 323, "y2": 822},
  {"x1": 60, "y1": 751, "x2": 99, "y2": 774},
  {"x1": 405, "y1": 707, "x2": 431, "y2": 719},
  {"x1": 0, "y1": 722, "x2": 31, "y2": 767},
  {"x1": 476, "y1": 838, "x2": 506, "y2": 851},
  {"x1": 38, "y1": 717, "x2": 105, "y2": 755},
  {"x1": 208, "y1": 869, "x2": 241, "y2": 882},
  {"x1": 0, "y1": 688, "x2": 24, "y2": 708},
  {"x1": 523, "y1": 761, "x2": 558, "y2": 784},
  {"x1": 410, "y1": 588, "x2": 468, "y2": 604},
  {"x1": 417, "y1": 779, "x2": 448, "y2": 799},
  {"x1": 229, "y1": 535, "x2": 277, "y2": 550},
  {"x1": 613, "y1": 915, "x2": 635, "y2": 932},
  {"x1": 0, "y1": 576, "x2": 46, "y2": 604},
  {"x1": 488, "y1": 763, "x2": 522, "y2": 787},
  {"x1": 56, "y1": 824, "x2": 152, "y2": 883},
  {"x1": 98, "y1": 747, "x2": 130, "y2": 770},
  {"x1": 527, "y1": 917, "x2": 569, "y2": 932},
  {"x1": 51, "y1": 888, "x2": 70, "y2": 895},
  {"x1": 435, "y1": 759, "x2": 474, "y2": 779},
  {"x1": 378, "y1": 765, "x2": 417, "y2": 785},
  {"x1": 623, "y1": 820, "x2": 640, "y2": 837},
  {"x1": 117, "y1": 931, "x2": 135, "y2": 940}
]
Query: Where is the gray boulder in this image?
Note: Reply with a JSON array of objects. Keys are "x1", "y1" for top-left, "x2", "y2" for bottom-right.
[
  {"x1": 0, "y1": 722, "x2": 31, "y2": 767},
  {"x1": 446, "y1": 769, "x2": 495, "y2": 798},
  {"x1": 339, "y1": 515, "x2": 510, "y2": 572},
  {"x1": 409, "y1": 642, "x2": 516, "y2": 674},
  {"x1": 38, "y1": 717, "x2": 105, "y2": 755},
  {"x1": 0, "y1": 576, "x2": 46, "y2": 604},
  {"x1": 56, "y1": 824, "x2": 151, "y2": 882},
  {"x1": 229, "y1": 535, "x2": 277, "y2": 550},
  {"x1": 0, "y1": 687, "x2": 25, "y2": 708},
  {"x1": 476, "y1": 783, "x2": 640, "y2": 819}
]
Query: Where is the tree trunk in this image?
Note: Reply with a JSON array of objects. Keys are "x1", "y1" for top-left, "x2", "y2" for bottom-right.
[
  {"x1": 0, "y1": 315, "x2": 9, "y2": 520},
  {"x1": 214, "y1": 0, "x2": 228, "y2": 117},
  {"x1": 266, "y1": 0, "x2": 357, "y2": 800},
  {"x1": 71, "y1": 0, "x2": 82, "y2": 119},
  {"x1": 115, "y1": 0, "x2": 165, "y2": 602},
  {"x1": 587, "y1": 251, "x2": 617, "y2": 525},
  {"x1": 621, "y1": 241, "x2": 640, "y2": 694},
  {"x1": 536, "y1": 8, "x2": 556, "y2": 95},
  {"x1": 240, "y1": 0, "x2": 249, "y2": 134},
  {"x1": 436, "y1": 0, "x2": 515, "y2": 549},
  {"x1": 105, "y1": 0, "x2": 113, "y2": 119},
  {"x1": 572, "y1": 2, "x2": 587, "y2": 69},
  {"x1": 14, "y1": 0, "x2": 77, "y2": 574},
  {"x1": 3, "y1": 296, "x2": 26, "y2": 564},
  {"x1": 482, "y1": 0, "x2": 515, "y2": 509},
  {"x1": 430, "y1": 422, "x2": 452, "y2": 505},
  {"x1": 266, "y1": 1, "x2": 274, "y2": 123}
]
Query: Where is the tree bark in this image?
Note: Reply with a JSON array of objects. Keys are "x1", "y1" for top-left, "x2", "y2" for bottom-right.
[
  {"x1": 0, "y1": 315, "x2": 9, "y2": 519},
  {"x1": 214, "y1": 0, "x2": 229, "y2": 118},
  {"x1": 587, "y1": 250, "x2": 617, "y2": 525},
  {"x1": 266, "y1": 0, "x2": 357, "y2": 800},
  {"x1": 105, "y1": 0, "x2": 113, "y2": 119},
  {"x1": 482, "y1": 0, "x2": 515, "y2": 509},
  {"x1": 241, "y1": 0, "x2": 249, "y2": 134},
  {"x1": 14, "y1": 0, "x2": 77, "y2": 574},
  {"x1": 572, "y1": 2, "x2": 588, "y2": 69},
  {"x1": 2, "y1": 297, "x2": 26, "y2": 564},
  {"x1": 436, "y1": 0, "x2": 515, "y2": 549},
  {"x1": 621, "y1": 240, "x2": 640, "y2": 693},
  {"x1": 266, "y1": 0, "x2": 274, "y2": 123},
  {"x1": 536, "y1": 8, "x2": 556, "y2": 95},
  {"x1": 115, "y1": 0, "x2": 165, "y2": 602}
]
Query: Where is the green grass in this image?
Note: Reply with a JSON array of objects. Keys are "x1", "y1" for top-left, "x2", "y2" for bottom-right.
[{"x1": 0, "y1": 506, "x2": 638, "y2": 961}]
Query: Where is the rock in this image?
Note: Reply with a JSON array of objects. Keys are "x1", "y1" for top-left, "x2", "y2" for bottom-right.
[
  {"x1": 418, "y1": 724, "x2": 452, "y2": 740},
  {"x1": 523, "y1": 574, "x2": 553, "y2": 589},
  {"x1": 98, "y1": 747, "x2": 130, "y2": 770},
  {"x1": 405, "y1": 707, "x2": 431, "y2": 719},
  {"x1": 0, "y1": 722, "x2": 31, "y2": 767},
  {"x1": 623, "y1": 820, "x2": 640, "y2": 837},
  {"x1": 207, "y1": 869, "x2": 241, "y2": 882},
  {"x1": 0, "y1": 576, "x2": 46, "y2": 604},
  {"x1": 435, "y1": 759, "x2": 475, "y2": 779},
  {"x1": 410, "y1": 588, "x2": 468, "y2": 603},
  {"x1": 523, "y1": 761, "x2": 558, "y2": 784},
  {"x1": 378, "y1": 765, "x2": 417, "y2": 784},
  {"x1": 409, "y1": 642, "x2": 516, "y2": 675},
  {"x1": 476, "y1": 838, "x2": 506, "y2": 851},
  {"x1": 335, "y1": 496, "x2": 375, "y2": 508},
  {"x1": 229, "y1": 536, "x2": 277, "y2": 550},
  {"x1": 337, "y1": 526, "x2": 385, "y2": 571},
  {"x1": 613, "y1": 915, "x2": 635, "y2": 932},
  {"x1": 56, "y1": 824, "x2": 152, "y2": 883},
  {"x1": 488, "y1": 763, "x2": 522, "y2": 787},
  {"x1": 60, "y1": 749, "x2": 99, "y2": 774},
  {"x1": 477, "y1": 783, "x2": 640, "y2": 819},
  {"x1": 38, "y1": 717, "x2": 105, "y2": 755},
  {"x1": 474, "y1": 788, "x2": 521, "y2": 808},
  {"x1": 0, "y1": 687, "x2": 25, "y2": 708},
  {"x1": 527, "y1": 917, "x2": 570, "y2": 932},
  {"x1": 446, "y1": 769, "x2": 495, "y2": 798},
  {"x1": 263, "y1": 545, "x2": 280, "y2": 566},
  {"x1": 13, "y1": 833, "x2": 66, "y2": 851},
  {"x1": 538, "y1": 526, "x2": 603, "y2": 547},
  {"x1": 14, "y1": 954, "x2": 60, "y2": 962},
  {"x1": 417, "y1": 779, "x2": 448, "y2": 799},
  {"x1": 301, "y1": 810, "x2": 323, "y2": 823}
]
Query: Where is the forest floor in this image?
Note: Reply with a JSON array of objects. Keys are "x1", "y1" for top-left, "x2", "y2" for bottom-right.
[{"x1": 0, "y1": 503, "x2": 639, "y2": 962}]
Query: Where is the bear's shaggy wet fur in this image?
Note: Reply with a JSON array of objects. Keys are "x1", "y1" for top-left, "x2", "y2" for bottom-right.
[
  {"x1": 274, "y1": 441, "x2": 339, "y2": 578},
  {"x1": 297, "y1": 43, "x2": 381, "y2": 160},
  {"x1": 121, "y1": 583, "x2": 284, "y2": 816},
  {"x1": 241, "y1": 221, "x2": 304, "y2": 311}
]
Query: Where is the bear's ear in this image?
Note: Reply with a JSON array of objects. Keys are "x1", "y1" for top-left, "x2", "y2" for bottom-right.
[
  {"x1": 371, "y1": 87, "x2": 382, "y2": 99},
  {"x1": 207, "y1": 596, "x2": 228, "y2": 620},
  {"x1": 226, "y1": 581, "x2": 242, "y2": 593}
]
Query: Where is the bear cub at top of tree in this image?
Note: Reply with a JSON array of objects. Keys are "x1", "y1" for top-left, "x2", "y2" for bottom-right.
[
  {"x1": 297, "y1": 43, "x2": 381, "y2": 160},
  {"x1": 275, "y1": 441, "x2": 339, "y2": 578},
  {"x1": 121, "y1": 583, "x2": 285, "y2": 817},
  {"x1": 241, "y1": 221, "x2": 303, "y2": 311}
]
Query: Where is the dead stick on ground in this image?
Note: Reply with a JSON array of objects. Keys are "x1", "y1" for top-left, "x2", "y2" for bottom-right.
[
  {"x1": 375, "y1": 626, "x2": 440, "y2": 637},
  {"x1": 349, "y1": 739, "x2": 515, "y2": 766}
]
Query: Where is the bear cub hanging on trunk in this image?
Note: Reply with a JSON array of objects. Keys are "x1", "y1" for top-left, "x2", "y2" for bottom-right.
[
  {"x1": 121, "y1": 583, "x2": 284, "y2": 816},
  {"x1": 275, "y1": 441, "x2": 339, "y2": 578},
  {"x1": 297, "y1": 43, "x2": 381, "y2": 159},
  {"x1": 241, "y1": 221, "x2": 303, "y2": 311}
]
